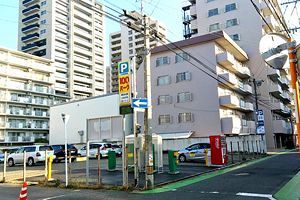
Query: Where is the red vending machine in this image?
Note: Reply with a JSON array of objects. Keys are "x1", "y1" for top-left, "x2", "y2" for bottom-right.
[{"x1": 209, "y1": 135, "x2": 228, "y2": 165}]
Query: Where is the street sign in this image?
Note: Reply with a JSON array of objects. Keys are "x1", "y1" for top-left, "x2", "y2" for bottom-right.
[
  {"x1": 118, "y1": 61, "x2": 131, "y2": 106},
  {"x1": 132, "y1": 98, "x2": 148, "y2": 109},
  {"x1": 256, "y1": 110, "x2": 265, "y2": 134}
]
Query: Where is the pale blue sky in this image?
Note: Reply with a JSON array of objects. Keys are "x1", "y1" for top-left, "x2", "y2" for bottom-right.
[{"x1": 0, "y1": 0, "x2": 184, "y2": 52}]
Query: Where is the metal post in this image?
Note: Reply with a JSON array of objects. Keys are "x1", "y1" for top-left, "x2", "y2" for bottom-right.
[
  {"x1": 97, "y1": 147, "x2": 101, "y2": 186},
  {"x1": 45, "y1": 150, "x2": 48, "y2": 182},
  {"x1": 288, "y1": 38, "x2": 300, "y2": 147},
  {"x1": 122, "y1": 116, "x2": 128, "y2": 188},
  {"x1": 251, "y1": 140, "x2": 255, "y2": 157},
  {"x1": 3, "y1": 151, "x2": 7, "y2": 182},
  {"x1": 247, "y1": 141, "x2": 250, "y2": 155},
  {"x1": 230, "y1": 141, "x2": 233, "y2": 164},
  {"x1": 256, "y1": 140, "x2": 259, "y2": 154},
  {"x1": 86, "y1": 141, "x2": 90, "y2": 185},
  {"x1": 64, "y1": 121, "x2": 68, "y2": 187},
  {"x1": 23, "y1": 151, "x2": 26, "y2": 182},
  {"x1": 143, "y1": 15, "x2": 154, "y2": 189},
  {"x1": 237, "y1": 141, "x2": 240, "y2": 162}
]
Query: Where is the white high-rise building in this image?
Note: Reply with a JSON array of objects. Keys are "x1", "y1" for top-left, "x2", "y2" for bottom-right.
[
  {"x1": 182, "y1": 0, "x2": 294, "y2": 149},
  {"x1": 0, "y1": 47, "x2": 58, "y2": 143},
  {"x1": 18, "y1": 0, "x2": 105, "y2": 100},
  {"x1": 109, "y1": 11, "x2": 167, "y2": 93}
]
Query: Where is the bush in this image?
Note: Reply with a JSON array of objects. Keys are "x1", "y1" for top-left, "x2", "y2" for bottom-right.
[{"x1": 35, "y1": 138, "x2": 49, "y2": 143}]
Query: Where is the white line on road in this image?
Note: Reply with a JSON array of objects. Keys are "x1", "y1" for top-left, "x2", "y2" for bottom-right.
[
  {"x1": 41, "y1": 194, "x2": 66, "y2": 200},
  {"x1": 236, "y1": 192, "x2": 276, "y2": 200}
]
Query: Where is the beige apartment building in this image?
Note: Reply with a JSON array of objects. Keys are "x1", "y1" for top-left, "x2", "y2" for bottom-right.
[
  {"x1": 109, "y1": 11, "x2": 167, "y2": 93},
  {"x1": 149, "y1": 31, "x2": 256, "y2": 142},
  {"x1": 18, "y1": 0, "x2": 105, "y2": 100},
  {"x1": 0, "y1": 47, "x2": 58, "y2": 143},
  {"x1": 182, "y1": 0, "x2": 294, "y2": 149}
]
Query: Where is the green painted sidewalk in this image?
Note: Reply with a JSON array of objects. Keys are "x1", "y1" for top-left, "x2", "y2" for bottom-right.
[{"x1": 274, "y1": 170, "x2": 300, "y2": 200}]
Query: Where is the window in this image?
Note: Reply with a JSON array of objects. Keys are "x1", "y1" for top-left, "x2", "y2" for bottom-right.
[
  {"x1": 209, "y1": 23, "x2": 220, "y2": 32},
  {"x1": 208, "y1": 8, "x2": 218, "y2": 17},
  {"x1": 207, "y1": 0, "x2": 215, "y2": 2},
  {"x1": 41, "y1": 1, "x2": 46, "y2": 6},
  {"x1": 158, "y1": 95, "x2": 172, "y2": 104},
  {"x1": 156, "y1": 56, "x2": 170, "y2": 67},
  {"x1": 178, "y1": 112, "x2": 193, "y2": 123},
  {"x1": 158, "y1": 115, "x2": 171, "y2": 125},
  {"x1": 129, "y1": 43, "x2": 133, "y2": 48},
  {"x1": 175, "y1": 53, "x2": 190, "y2": 63},
  {"x1": 157, "y1": 75, "x2": 171, "y2": 86},
  {"x1": 129, "y1": 36, "x2": 133, "y2": 41},
  {"x1": 226, "y1": 18, "x2": 238, "y2": 28},
  {"x1": 129, "y1": 49, "x2": 133, "y2": 54},
  {"x1": 40, "y1": 29, "x2": 46, "y2": 34},
  {"x1": 189, "y1": 144, "x2": 200, "y2": 150},
  {"x1": 128, "y1": 30, "x2": 132, "y2": 35},
  {"x1": 176, "y1": 72, "x2": 191, "y2": 82},
  {"x1": 41, "y1": 19, "x2": 46, "y2": 24},
  {"x1": 177, "y1": 92, "x2": 192, "y2": 103},
  {"x1": 230, "y1": 34, "x2": 240, "y2": 41},
  {"x1": 41, "y1": 10, "x2": 47, "y2": 15},
  {"x1": 225, "y1": 3, "x2": 237, "y2": 12}
]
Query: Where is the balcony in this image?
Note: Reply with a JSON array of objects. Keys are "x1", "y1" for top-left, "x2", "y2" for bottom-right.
[
  {"x1": 74, "y1": 76, "x2": 93, "y2": 84},
  {"x1": 5, "y1": 136, "x2": 35, "y2": 142},
  {"x1": 21, "y1": 32, "x2": 39, "y2": 42},
  {"x1": 272, "y1": 102, "x2": 291, "y2": 115},
  {"x1": 269, "y1": 84, "x2": 283, "y2": 98},
  {"x1": 219, "y1": 95, "x2": 239, "y2": 109},
  {"x1": 240, "y1": 102, "x2": 254, "y2": 112},
  {"x1": 280, "y1": 91, "x2": 291, "y2": 102},
  {"x1": 216, "y1": 52, "x2": 236, "y2": 71},
  {"x1": 267, "y1": 68, "x2": 280, "y2": 81},
  {"x1": 240, "y1": 83, "x2": 253, "y2": 94},
  {"x1": 22, "y1": 0, "x2": 39, "y2": 7},
  {"x1": 221, "y1": 116, "x2": 242, "y2": 135},
  {"x1": 22, "y1": 13, "x2": 40, "y2": 24},
  {"x1": 22, "y1": 23, "x2": 39, "y2": 33},
  {"x1": 73, "y1": 85, "x2": 93, "y2": 94},
  {"x1": 21, "y1": 43, "x2": 38, "y2": 51},
  {"x1": 236, "y1": 66, "x2": 251, "y2": 78},
  {"x1": 22, "y1": 4, "x2": 40, "y2": 15},
  {"x1": 74, "y1": 56, "x2": 93, "y2": 66},
  {"x1": 190, "y1": 4, "x2": 197, "y2": 17},
  {"x1": 218, "y1": 72, "x2": 238, "y2": 86},
  {"x1": 278, "y1": 77, "x2": 290, "y2": 89},
  {"x1": 273, "y1": 120, "x2": 292, "y2": 134}
]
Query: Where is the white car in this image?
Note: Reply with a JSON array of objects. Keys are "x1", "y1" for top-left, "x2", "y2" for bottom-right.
[
  {"x1": 78, "y1": 143, "x2": 112, "y2": 158},
  {"x1": 7, "y1": 145, "x2": 55, "y2": 167}
]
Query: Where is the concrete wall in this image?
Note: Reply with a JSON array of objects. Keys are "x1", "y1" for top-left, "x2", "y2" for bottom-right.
[{"x1": 49, "y1": 94, "x2": 120, "y2": 145}]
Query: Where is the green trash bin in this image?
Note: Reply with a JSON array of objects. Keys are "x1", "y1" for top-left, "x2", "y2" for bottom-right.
[
  {"x1": 168, "y1": 150, "x2": 179, "y2": 174},
  {"x1": 107, "y1": 150, "x2": 116, "y2": 171}
]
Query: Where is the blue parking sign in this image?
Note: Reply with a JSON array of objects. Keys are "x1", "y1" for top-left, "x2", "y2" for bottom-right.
[{"x1": 118, "y1": 61, "x2": 129, "y2": 76}]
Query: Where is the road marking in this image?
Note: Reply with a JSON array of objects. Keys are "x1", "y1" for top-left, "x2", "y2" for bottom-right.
[
  {"x1": 236, "y1": 192, "x2": 276, "y2": 200},
  {"x1": 41, "y1": 194, "x2": 66, "y2": 200},
  {"x1": 274, "y1": 170, "x2": 300, "y2": 200}
]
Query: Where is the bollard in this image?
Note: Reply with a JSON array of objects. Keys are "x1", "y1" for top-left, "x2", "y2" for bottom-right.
[
  {"x1": 168, "y1": 150, "x2": 179, "y2": 174},
  {"x1": 107, "y1": 150, "x2": 116, "y2": 172},
  {"x1": 230, "y1": 141, "x2": 234, "y2": 164},
  {"x1": 47, "y1": 156, "x2": 54, "y2": 181},
  {"x1": 3, "y1": 151, "x2": 7, "y2": 183},
  {"x1": 204, "y1": 149, "x2": 211, "y2": 167},
  {"x1": 23, "y1": 151, "x2": 26, "y2": 182}
]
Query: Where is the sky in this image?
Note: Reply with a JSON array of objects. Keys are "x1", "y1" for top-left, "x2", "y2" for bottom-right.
[{"x1": 0, "y1": 0, "x2": 185, "y2": 65}]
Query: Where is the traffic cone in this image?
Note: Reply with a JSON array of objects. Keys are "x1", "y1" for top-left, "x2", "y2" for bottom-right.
[{"x1": 18, "y1": 182, "x2": 27, "y2": 200}]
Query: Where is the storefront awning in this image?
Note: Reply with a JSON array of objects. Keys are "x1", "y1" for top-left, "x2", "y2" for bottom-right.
[{"x1": 158, "y1": 131, "x2": 193, "y2": 140}]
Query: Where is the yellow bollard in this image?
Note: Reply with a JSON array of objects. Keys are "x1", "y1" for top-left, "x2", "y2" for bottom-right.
[
  {"x1": 47, "y1": 156, "x2": 54, "y2": 181},
  {"x1": 204, "y1": 149, "x2": 209, "y2": 167}
]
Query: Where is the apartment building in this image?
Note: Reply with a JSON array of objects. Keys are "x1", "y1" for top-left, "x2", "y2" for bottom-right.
[
  {"x1": 109, "y1": 11, "x2": 167, "y2": 93},
  {"x1": 149, "y1": 31, "x2": 254, "y2": 141},
  {"x1": 0, "y1": 47, "x2": 58, "y2": 143},
  {"x1": 182, "y1": 0, "x2": 294, "y2": 149},
  {"x1": 18, "y1": 0, "x2": 105, "y2": 100}
]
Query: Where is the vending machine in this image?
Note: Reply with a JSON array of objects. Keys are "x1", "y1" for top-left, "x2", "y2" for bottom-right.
[{"x1": 209, "y1": 135, "x2": 228, "y2": 165}]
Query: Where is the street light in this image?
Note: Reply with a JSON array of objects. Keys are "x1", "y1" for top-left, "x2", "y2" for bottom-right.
[{"x1": 61, "y1": 113, "x2": 70, "y2": 187}]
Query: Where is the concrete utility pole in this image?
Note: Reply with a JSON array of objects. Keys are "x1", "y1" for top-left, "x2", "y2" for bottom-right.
[{"x1": 143, "y1": 14, "x2": 154, "y2": 189}]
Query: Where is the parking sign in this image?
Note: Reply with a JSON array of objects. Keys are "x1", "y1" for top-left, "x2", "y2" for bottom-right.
[{"x1": 118, "y1": 61, "x2": 131, "y2": 106}]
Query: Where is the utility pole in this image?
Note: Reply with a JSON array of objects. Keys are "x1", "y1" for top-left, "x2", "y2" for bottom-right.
[{"x1": 143, "y1": 14, "x2": 154, "y2": 189}]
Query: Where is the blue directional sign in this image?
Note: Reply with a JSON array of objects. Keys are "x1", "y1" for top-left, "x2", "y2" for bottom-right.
[{"x1": 132, "y1": 98, "x2": 148, "y2": 109}]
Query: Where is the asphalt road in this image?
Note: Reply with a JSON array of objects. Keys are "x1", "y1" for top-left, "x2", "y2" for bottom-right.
[{"x1": 0, "y1": 151, "x2": 298, "y2": 200}]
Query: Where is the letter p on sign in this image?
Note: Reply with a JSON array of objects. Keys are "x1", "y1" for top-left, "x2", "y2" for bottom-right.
[{"x1": 118, "y1": 61, "x2": 129, "y2": 76}]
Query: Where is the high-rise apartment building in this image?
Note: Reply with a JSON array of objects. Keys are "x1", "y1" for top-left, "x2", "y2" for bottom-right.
[
  {"x1": 109, "y1": 11, "x2": 167, "y2": 93},
  {"x1": 182, "y1": 0, "x2": 294, "y2": 149},
  {"x1": 18, "y1": 0, "x2": 105, "y2": 100},
  {"x1": 0, "y1": 47, "x2": 57, "y2": 143}
]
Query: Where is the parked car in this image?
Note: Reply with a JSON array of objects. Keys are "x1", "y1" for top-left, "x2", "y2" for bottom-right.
[
  {"x1": 0, "y1": 149, "x2": 4, "y2": 163},
  {"x1": 51, "y1": 144, "x2": 78, "y2": 163},
  {"x1": 78, "y1": 143, "x2": 112, "y2": 158},
  {"x1": 178, "y1": 143, "x2": 210, "y2": 162},
  {"x1": 7, "y1": 145, "x2": 54, "y2": 167},
  {"x1": 112, "y1": 144, "x2": 122, "y2": 156}
]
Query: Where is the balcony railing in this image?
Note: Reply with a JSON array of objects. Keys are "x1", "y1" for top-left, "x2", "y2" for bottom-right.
[
  {"x1": 22, "y1": 13, "x2": 40, "y2": 24},
  {"x1": 22, "y1": 0, "x2": 39, "y2": 7},
  {"x1": 21, "y1": 32, "x2": 39, "y2": 42},
  {"x1": 21, "y1": 23, "x2": 39, "y2": 33},
  {"x1": 21, "y1": 42, "x2": 38, "y2": 51},
  {"x1": 22, "y1": 4, "x2": 40, "y2": 15}
]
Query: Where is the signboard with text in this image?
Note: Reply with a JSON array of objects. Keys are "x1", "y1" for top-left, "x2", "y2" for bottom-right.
[
  {"x1": 256, "y1": 110, "x2": 265, "y2": 134},
  {"x1": 118, "y1": 61, "x2": 131, "y2": 106}
]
